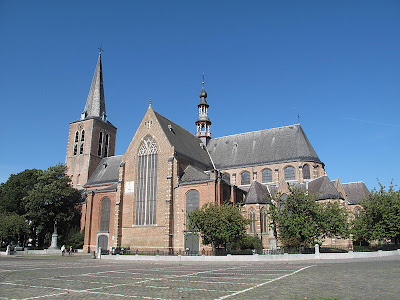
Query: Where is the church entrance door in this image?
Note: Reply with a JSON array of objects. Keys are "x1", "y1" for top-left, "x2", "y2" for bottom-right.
[
  {"x1": 184, "y1": 233, "x2": 199, "y2": 254},
  {"x1": 97, "y1": 235, "x2": 108, "y2": 254}
]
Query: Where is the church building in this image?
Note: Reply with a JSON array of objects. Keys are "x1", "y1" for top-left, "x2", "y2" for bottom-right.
[{"x1": 66, "y1": 53, "x2": 369, "y2": 253}]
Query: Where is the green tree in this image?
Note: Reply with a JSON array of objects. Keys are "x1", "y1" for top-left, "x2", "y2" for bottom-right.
[
  {"x1": 187, "y1": 203, "x2": 250, "y2": 251},
  {"x1": 352, "y1": 183, "x2": 400, "y2": 244},
  {"x1": 270, "y1": 188, "x2": 349, "y2": 248},
  {"x1": 0, "y1": 213, "x2": 28, "y2": 245},
  {"x1": 24, "y1": 164, "x2": 82, "y2": 247},
  {"x1": 0, "y1": 169, "x2": 43, "y2": 215}
]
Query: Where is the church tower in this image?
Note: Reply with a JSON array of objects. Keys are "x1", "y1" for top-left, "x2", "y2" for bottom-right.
[
  {"x1": 195, "y1": 74, "x2": 212, "y2": 145},
  {"x1": 66, "y1": 52, "x2": 117, "y2": 189}
]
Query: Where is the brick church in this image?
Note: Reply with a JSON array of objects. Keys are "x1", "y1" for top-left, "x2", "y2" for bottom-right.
[{"x1": 66, "y1": 53, "x2": 369, "y2": 253}]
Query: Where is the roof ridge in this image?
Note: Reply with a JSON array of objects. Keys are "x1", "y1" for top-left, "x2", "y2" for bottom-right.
[{"x1": 211, "y1": 124, "x2": 301, "y2": 140}]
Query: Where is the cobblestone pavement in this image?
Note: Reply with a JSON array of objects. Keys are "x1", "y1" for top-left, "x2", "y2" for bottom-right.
[{"x1": 0, "y1": 255, "x2": 399, "y2": 300}]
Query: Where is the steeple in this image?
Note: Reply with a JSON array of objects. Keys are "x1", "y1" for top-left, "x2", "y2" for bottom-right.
[
  {"x1": 195, "y1": 73, "x2": 212, "y2": 145},
  {"x1": 81, "y1": 52, "x2": 107, "y2": 121}
]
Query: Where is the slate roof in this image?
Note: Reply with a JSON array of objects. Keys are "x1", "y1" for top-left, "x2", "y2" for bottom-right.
[
  {"x1": 154, "y1": 111, "x2": 213, "y2": 169},
  {"x1": 342, "y1": 182, "x2": 370, "y2": 205},
  {"x1": 244, "y1": 181, "x2": 272, "y2": 204},
  {"x1": 307, "y1": 175, "x2": 344, "y2": 200},
  {"x1": 82, "y1": 54, "x2": 106, "y2": 120},
  {"x1": 207, "y1": 124, "x2": 321, "y2": 169},
  {"x1": 84, "y1": 155, "x2": 122, "y2": 187},
  {"x1": 180, "y1": 165, "x2": 211, "y2": 184}
]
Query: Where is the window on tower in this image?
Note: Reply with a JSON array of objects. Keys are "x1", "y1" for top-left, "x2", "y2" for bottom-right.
[
  {"x1": 81, "y1": 130, "x2": 85, "y2": 142},
  {"x1": 80, "y1": 144, "x2": 84, "y2": 155},
  {"x1": 104, "y1": 134, "x2": 109, "y2": 157},
  {"x1": 98, "y1": 132, "x2": 103, "y2": 157},
  {"x1": 73, "y1": 144, "x2": 77, "y2": 156},
  {"x1": 75, "y1": 131, "x2": 79, "y2": 142}
]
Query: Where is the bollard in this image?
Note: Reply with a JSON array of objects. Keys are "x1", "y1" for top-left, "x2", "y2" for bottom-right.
[
  {"x1": 91, "y1": 251, "x2": 96, "y2": 259},
  {"x1": 97, "y1": 247, "x2": 102, "y2": 259}
]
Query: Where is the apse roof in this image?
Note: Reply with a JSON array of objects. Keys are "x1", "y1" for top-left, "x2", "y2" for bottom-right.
[
  {"x1": 342, "y1": 182, "x2": 370, "y2": 205},
  {"x1": 207, "y1": 124, "x2": 322, "y2": 169},
  {"x1": 307, "y1": 175, "x2": 343, "y2": 200},
  {"x1": 244, "y1": 181, "x2": 272, "y2": 204},
  {"x1": 84, "y1": 155, "x2": 122, "y2": 187}
]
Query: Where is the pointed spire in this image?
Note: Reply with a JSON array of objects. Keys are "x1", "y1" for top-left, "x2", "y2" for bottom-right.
[{"x1": 81, "y1": 53, "x2": 106, "y2": 121}]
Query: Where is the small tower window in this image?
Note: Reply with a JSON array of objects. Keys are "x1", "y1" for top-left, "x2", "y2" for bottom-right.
[
  {"x1": 73, "y1": 144, "x2": 77, "y2": 156},
  {"x1": 284, "y1": 166, "x2": 296, "y2": 181},
  {"x1": 241, "y1": 171, "x2": 250, "y2": 185},
  {"x1": 80, "y1": 144, "x2": 84, "y2": 155},
  {"x1": 303, "y1": 164, "x2": 311, "y2": 180},
  {"x1": 104, "y1": 134, "x2": 109, "y2": 157},
  {"x1": 262, "y1": 169, "x2": 273, "y2": 183},
  {"x1": 81, "y1": 130, "x2": 85, "y2": 142},
  {"x1": 98, "y1": 132, "x2": 103, "y2": 157},
  {"x1": 75, "y1": 131, "x2": 79, "y2": 142}
]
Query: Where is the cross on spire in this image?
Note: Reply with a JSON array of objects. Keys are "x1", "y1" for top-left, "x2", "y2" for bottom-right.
[
  {"x1": 98, "y1": 44, "x2": 104, "y2": 55},
  {"x1": 202, "y1": 72, "x2": 205, "y2": 89}
]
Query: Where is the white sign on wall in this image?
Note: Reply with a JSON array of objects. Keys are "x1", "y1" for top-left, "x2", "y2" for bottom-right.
[{"x1": 125, "y1": 181, "x2": 135, "y2": 194}]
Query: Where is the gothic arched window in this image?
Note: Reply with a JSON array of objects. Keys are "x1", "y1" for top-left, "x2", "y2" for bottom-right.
[
  {"x1": 303, "y1": 164, "x2": 311, "y2": 180},
  {"x1": 186, "y1": 190, "x2": 199, "y2": 229},
  {"x1": 260, "y1": 208, "x2": 268, "y2": 234},
  {"x1": 73, "y1": 144, "x2": 77, "y2": 156},
  {"x1": 81, "y1": 130, "x2": 85, "y2": 142},
  {"x1": 241, "y1": 171, "x2": 250, "y2": 185},
  {"x1": 249, "y1": 209, "x2": 256, "y2": 234},
  {"x1": 262, "y1": 169, "x2": 273, "y2": 183},
  {"x1": 136, "y1": 136, "x2": 158, "y2": 225},
  {"x1": 104, "y1": 134, "x2": 109, "y2": 157},
  {"x1": 75, "y1": 131, "x2": 79, "y2": 142},
  {"x1": 284, "y1": 166, "x2": 296, "y2": 181},
  {"x1": 100, "y1": 198, "x2": 111, "y2": 232},
  {"x1": 80, "y1": 144, "x2": 84, "y2": 155}
]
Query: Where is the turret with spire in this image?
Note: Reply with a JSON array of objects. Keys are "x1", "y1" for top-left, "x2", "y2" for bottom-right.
[{"x1": 195, "y1": 73, "x2": 212, "y2": 145}]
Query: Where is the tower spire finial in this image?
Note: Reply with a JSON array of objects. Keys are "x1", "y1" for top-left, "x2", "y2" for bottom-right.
[
  {"x1": 149, "y1": 98, "x2": 152, "y2": 107},
  {"x1": 98, "y1": 44, "x2": 104, "y2": 55},
  {"x1": 202, "y1": 72, "x2": 205, "y2": 90}
]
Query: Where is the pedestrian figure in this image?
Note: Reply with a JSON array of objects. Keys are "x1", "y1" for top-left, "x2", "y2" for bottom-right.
[
  {"x1": 61, "y1": 245, "x2": 66, "y2": 256},
  {"x1": 69, "y1": 246, "x2": 73, "y2": 256}
]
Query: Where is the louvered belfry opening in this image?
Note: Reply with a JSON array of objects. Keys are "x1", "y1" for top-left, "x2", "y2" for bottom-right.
[{"x1": 136, "y1": 136, "x2": 158, "y2": 225}]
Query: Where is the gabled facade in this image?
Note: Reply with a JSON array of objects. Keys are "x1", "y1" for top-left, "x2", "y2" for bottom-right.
[{"x1": 66, "y1": 54, "x2": 369, "y2": 253}]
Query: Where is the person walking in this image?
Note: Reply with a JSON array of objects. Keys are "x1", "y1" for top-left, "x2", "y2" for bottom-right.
[{"x1": 61, "y1": 245, "x2": 66, "y2": 256}]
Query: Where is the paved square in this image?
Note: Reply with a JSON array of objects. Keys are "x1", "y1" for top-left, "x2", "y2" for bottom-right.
[{"x1": 0, "y1": 255, "x2": 399, "y2": 299}]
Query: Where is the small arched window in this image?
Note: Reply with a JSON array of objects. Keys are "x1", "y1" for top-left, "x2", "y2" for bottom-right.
[
  {"x1": 284, "y1": 166, "x2": 296, "y2": 181},
  {"x1": 262, "y1": 169, "x2": 273, "y2": 183},
  {"x1": 241, "y1": 171, "x2": 250, "y2": 185},
  {"x1": 303, "y1": 164, "x2": 311, "y2": 180},
  {"x1": 249, "y1": 209, "x2": 256, "y2": 234},
  {"x1": 81, "y1": 130, "x2": 85, "y2": 142},
  {"x1": 80, "y1": 144, "x2": 84, "y2": 154},
  {"x1": 73, "y1": 144, "x2": 77, "y2": 156},
  {"x1": 75, "y1": 131, "x2": 79, "y2": 142}
]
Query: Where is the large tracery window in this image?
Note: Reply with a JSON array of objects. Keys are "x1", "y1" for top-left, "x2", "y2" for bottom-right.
[{"x1": 136, "y1": 136, "x2": 158, "y2": 225}]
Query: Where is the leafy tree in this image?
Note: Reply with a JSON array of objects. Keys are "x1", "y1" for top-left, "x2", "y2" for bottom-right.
[
  {"x1": 352, "y1": 183, "x2": 400, "y2": 244},
  {"x1": 0, "y1": 169, "x2": 43, "y2": 214},
  {"x1": 270, "y1": 188, "x2": 349, "y2": 248},
  {"x1": 24, "y1": 164, "x2": 82, "y2": 247},
  {"x1": 187, "y1": 203, "x2": 250, "y2": 251},
  {"x1": 0, "y1": 213, "x2": 28, "y2": 245}
]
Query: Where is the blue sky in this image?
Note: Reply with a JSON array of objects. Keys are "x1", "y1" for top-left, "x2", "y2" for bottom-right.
[{"x1": 0, "y1": 0, "x2": 399, "y2": 190}]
